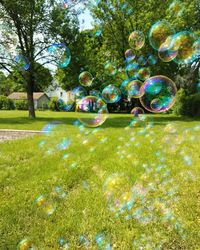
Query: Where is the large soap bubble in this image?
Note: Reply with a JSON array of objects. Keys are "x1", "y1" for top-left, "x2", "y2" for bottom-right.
[
  {"x1": 128, "y1": 31, "x2": 145, "y2": 50},
  {"x1": 149, "y1": 20, "x2": 175, "y2": 50},
  {"x1": 17, "y1": 238, "x2": 37, "y2": 250},
  {"x1": 79, "y1": 71, "x2": 93, "y2": 87},
  {"x1": 140, "y1": 75, "x2": 177, "y2": 113},
  {"x1": 102, "y1": 84, "x2": 121, "y2": 103},
  {"x1": 76, "y1": 96, "x2": 108, "y2": 127},
  {"x1": 47, "y1": 43, "x2": 71, "y2": 68}
]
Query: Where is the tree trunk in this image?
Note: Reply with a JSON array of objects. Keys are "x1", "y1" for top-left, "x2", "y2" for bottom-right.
[{"x1": 27, "y1": 75, "x2": 36, "y2": 118}]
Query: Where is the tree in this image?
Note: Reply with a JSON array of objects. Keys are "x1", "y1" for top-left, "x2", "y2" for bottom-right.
[{"x1": 0, "y1": 0, "x2": 80, "y2": 118}]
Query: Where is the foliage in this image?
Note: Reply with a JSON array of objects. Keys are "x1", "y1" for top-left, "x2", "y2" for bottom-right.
[
  {"x1": 15, "y1": 100, "x2": 28, "y2": 110},
  {"x1": 0, "y1": 95, "x2": 15, "y2": 110},
  {"x1": 0, "y1": 0, "x2": 80, "y2": 117},
  {"x1": 174, "y1": 89, "x2": 200, "y2": 117},
  {"x1": 49, "y1": 97, "x2": 59, "y2": 111}
]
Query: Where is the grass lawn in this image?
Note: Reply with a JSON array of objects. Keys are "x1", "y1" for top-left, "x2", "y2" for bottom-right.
[{"x1": 0, "y1": 110, "x2": 200, "y2": 249}]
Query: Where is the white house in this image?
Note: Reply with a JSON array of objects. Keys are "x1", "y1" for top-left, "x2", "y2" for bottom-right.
[{"x1": 45, "y1": 81, "x2": 75, "y2": 102}]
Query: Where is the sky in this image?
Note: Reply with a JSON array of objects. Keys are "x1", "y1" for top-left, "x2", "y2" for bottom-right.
[{"x1": 77, "y1": 5, "x2": 94, "y2": 30}]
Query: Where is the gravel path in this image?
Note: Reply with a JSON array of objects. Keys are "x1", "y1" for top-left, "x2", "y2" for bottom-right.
[{"x1": 0, "y1": 129, "x2": 42, "y2": 142}]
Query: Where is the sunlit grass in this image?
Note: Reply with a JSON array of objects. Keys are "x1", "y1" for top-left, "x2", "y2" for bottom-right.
[{"x1": 0, "y1": 111, "x2": 199, "y2": 249}]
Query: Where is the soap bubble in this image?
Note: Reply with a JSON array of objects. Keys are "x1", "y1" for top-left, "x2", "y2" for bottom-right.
[
  {"x1": 172, "y1": 31, "x2": 199, "y2": 64},
  {"x1": 169, "y1": 0, "x2": 184, "y2": 16},
  {"x1": 127, "y1": 80, "x2": 144, "y2": 98},
  {"x1": 72, "y1": 86, "x2": 87, "y2": 100},
  {"x1": 102, "y1": 84, "x2": 121, "y2": 103},
  {"x1": 120, "y1": 79, "x2": 129, "y2": 95},
  {"x1": 18, "y1": 238, "x2": 37, "y2": 250},
  {"x1": 15, "y1": 55, "x2": 30, "y2": 71},
  {"x1": 128, "y1": 31, "x2": 145, "y2": 50},
  {"x1": 131, "y1": 107, "x2": 145, "y2": 116},
  {"x1": 149, "y1": 20, "x2": 175, "y2": 50},
  {"x1": 104, "y1": 61, "x2": 117, "y2": 76},
  {"x1": 47, "y1": 43, "x2": 71, "y2": 68},
  {"x1": 76, "y1": 96, "x2": 108, "y2": 127},
  {"x1": 158, "y1": 35, "x2": 178, "y2": 62},
  {"x1": 35, "y1": 195, "x2": 56, "y2": 216},
  {"x1": 197, "y1": 82, "x2": 200, "y2": 93},
  {"x1": 90, "y1": 89, "x2": 101, "y2": 97},
  {"x1": 137, "y1": 55, "x2": 147, "y2": 66},
  {"x1": 138, "y1": 67, "x2": 151, "y2": 81},
  {"x1": 125, "y1": 49, "x2": 135, "y2": 63},
  {"x1": 57, "y1": 98, "x2": 74, "y2": 111},
  {"x1": 79, "y1": 71, "x2": 93, "y2": 87},
  {"x1": 126, "y1": 62, "x2": 139, "y2": 79},
  {"x1": 140, "y1": 75, "x2": 177, "y2": 113},
  {"x1": 147, "y1": 54, "x2": 158, "y2": 65}
]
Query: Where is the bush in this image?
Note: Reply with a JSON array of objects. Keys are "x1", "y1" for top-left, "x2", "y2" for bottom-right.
[
  {"x1": 49, "y1": 97, "x2": 59, "y2": 111},
  {"x1": 0, "y1": 95, "x2": 15, "y2": 110},
  {"x1": 15, "y1": 100, "x2": 28, "y2": 110},
  {"x1": 173, "y1": 89, "x2": 200, "y2": 117},
  {"x1": 173, "y1": 88, "x2": 188, "y2": 116}
]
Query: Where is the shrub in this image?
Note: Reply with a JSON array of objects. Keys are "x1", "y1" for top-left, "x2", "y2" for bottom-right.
[
  {"x1": 173, "y1": 88, "x2": 187, "y2": 116},
  {"x1": 15, "y1": 100, "x2": 28, "y2": 110},
  {"x1": 186, "y1": 93, "x2": 200, "y2": 117},
  {"x1": 173, "y1": 89, "x2": 200, "y2": 117},
  {"x1": 49, "y1": 97, "x2": 59, "y2": 111},
  {"x1": 0, "y1": 95, "x2": 15, "y2": 110}
]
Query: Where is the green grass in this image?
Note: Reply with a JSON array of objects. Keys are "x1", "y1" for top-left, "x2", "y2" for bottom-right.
[{"x1": 0, "y1": 111, "x2": 200, "y2": 249}]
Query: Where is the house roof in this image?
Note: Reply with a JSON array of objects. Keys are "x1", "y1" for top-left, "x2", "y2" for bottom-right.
[{"x1": 8, "y1": 92, "x2": 50, "y2": 100}]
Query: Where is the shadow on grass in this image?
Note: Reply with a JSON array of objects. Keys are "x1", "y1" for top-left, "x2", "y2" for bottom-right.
[{"x1": 0, "y1": 113, "x2": 199, "y2": 129}]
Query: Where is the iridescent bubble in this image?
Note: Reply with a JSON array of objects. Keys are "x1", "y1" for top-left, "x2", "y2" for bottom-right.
[
  {"x1": 125, "y1": 62, "x2": 139, "y2": 79},
  {"x1": 138, "y1": 68, "x2": 151, "y2": 81},
  {"x1": 104, "y1": 61, "x2": 117, "y2": 76},
  {"x1": 76, "y1": 96, "x2": 108, "y2": 127},
  {"x1": 193, "y1": 39, "x2": 200, "y2": 57},
  {"x1": 172, "y1": 31, "x2": 199, "y2": 64},
  {"x1": 35, "y1": 195, "x2": 56, "y2": 216},
  {"x1": 147, "y1": 54, "x2": 157, "y2": 65},
  {"x1": 18, "y1": 238, "x2": 37, "y2": 250},
  {"x1": 197, "y1": 82, "x2": 200, "y2": 93},
  {"x1": 72, "y1": 86, "x2": 87, "y2": 100},
  {"x1": 140, "y1": 75, "x2": 177, "y2": 113},
  {"x1": 79, "y1": 71, "x2": 93, "y2": 87},
  {"x1": 15, "y1": 55, "x2": 30, "y2": 71},
  {"x1": 137, "y1": 55, "x2": 146, "y2": 66},
  {"x1": 127, "y1": 80, "x2": 144, "y2": 98},
  {"x1": 120, "y1": 79, "x2": 129, "y2": 95},
  {"x1": 149, "y1": 20, "x2": 175, "y2": 50},
  {"x1": 47, "y1": 43, "x2": 71, "y2": 68},
  {"x1": 169, "y1": 0, "x2": 184, "y2": 16},
  {"x1": 158, "y1": 35, "x2": 178, "y2": 62},
  {"x1": 57, "y1": 97, "x2": 74, "y2": 111},
  {"x1": 125, "y1": 49, "x2": 135, "y2": 63},
  {"x1": 131, "y1": 107, "x2": 145, "y2": 117},
  {"x1": 128, "y1": 31, "x2": 145, "y2": 50},
  {"x1": 90, "y1": 89, "x2": 101, "y2": 97},
  {"x1": 130, "y1": 114, "x2": 149, "y2": 128},
  {"x1": 102, "y1": 84, "x2": 121, "y2": 103}
]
